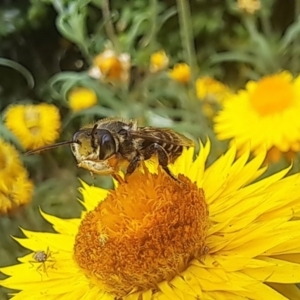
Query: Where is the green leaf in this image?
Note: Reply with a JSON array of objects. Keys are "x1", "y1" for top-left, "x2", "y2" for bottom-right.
[
  {"x1": 280, "y1": 17, "x2": 300, "y2": 51},
  {"x1": 56, "y1": 14, "x2": 83, "y2": 44},
  {"x1": 0, "y1": 58, "x2": 34, "y2": 89},
  {"x1": 0, "y1": 124, "x2": 23, "y2": 150},
  {"x1": 158, "y1": 7, "x2": 177, "y2": 28},
  {"x1": 125, "y1": 14, "x2": 150, "y2": 51},
  {"x1": 243, "y1": 16, "x2": 277, "y2": 72},
  {"x1": 62, "y1": 106, "x2": 115, "y2": 129},
  {"x1": 210, "y1": 51, "x2": 257, "y2": 65}
]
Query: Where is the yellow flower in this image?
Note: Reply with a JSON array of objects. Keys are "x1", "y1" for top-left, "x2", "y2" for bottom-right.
[
  {"x1": 169, "y1": 63, "x2": 191, "y2": 84},
  {"x1": 214, "y1": 71, "x2": 300, "y2": 162},
  {"x1": 88, "y1": 49, "x2": 131, "y2": 83},
  {"x1": 196, "y1": 76, "x2": 232, "y2": 118},
  {"x1": 2, "y1": 142, "x2": 300, "y2": 299},
  {"x1": 0, "y1": 138, "x2": 33, "y2": 214},
  {"x1": 4, "y1": 103, "x2": 61, "y2": 150},
  {"x1": 196, "y1": 76, "x2": 231, "y2": 102},
  {"x1": 68, "y1": 87, "x2": 98, "y2": 112},
  {"x1": 149, "y1": 50, "x2": 169, "y2": 73},
  {"x1": 237, "y1": 0, "x2": 261, "y2": 14}
]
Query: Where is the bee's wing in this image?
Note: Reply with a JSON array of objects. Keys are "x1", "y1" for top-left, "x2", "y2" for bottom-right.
[{"x1": 129, "y1": 128, "x2": 195, "y2": 147}]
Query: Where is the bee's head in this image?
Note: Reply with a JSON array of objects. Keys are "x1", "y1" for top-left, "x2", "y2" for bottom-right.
[{"x1": 71, "y1": 125, "x2": 117, "y2": 162}]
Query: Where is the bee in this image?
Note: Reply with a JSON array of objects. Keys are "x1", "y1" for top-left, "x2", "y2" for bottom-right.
[{"x1": 26, "y1": 118, "x2": 194, "y2": 182}]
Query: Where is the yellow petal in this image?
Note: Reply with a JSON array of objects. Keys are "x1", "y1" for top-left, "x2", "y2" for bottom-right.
[
  {"x1": 78, "y1": 179, "x2": 109, "y2": 211},
  {"x1": 40, "y1": 209, "x2": 80, "y2": 235},
  {"x1": 243, "y1": 257, "x2": 300, "y2": 283},
  {"x1": 267, "y1": 283, "x2": 300, "y2": 300},
  {"x1": 141, "y1": 289, "x2": 153, "y2": 300},
  {"x1": 13, "y1": 230, "x2": 74, "y2": 252},
  {"x1": 157, "y1": 281, "x2": 180, "y2": 300},
  {"x1": 170, "y1": 275, "x2": 200, "y2": 298}
]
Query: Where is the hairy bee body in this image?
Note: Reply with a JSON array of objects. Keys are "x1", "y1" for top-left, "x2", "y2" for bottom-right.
[
  {"x1": 27, "y1": 117, "x2": 195, "y2": 183},
  {"x1": 71, "y1": 118, "x2": 194, "y2": 182}
]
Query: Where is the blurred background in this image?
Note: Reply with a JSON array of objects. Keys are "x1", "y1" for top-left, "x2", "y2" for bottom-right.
[{"x1": 0, "y1": 0, "x2": 299, "y2": 298}]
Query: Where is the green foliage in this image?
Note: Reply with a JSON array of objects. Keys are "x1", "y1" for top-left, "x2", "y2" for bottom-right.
[
  {"x1": 0, "y1": 58, "x2": 34, "y2": 89},
  {"x1": 211, "y1": 0, "x2": 299, "y2": 84}
]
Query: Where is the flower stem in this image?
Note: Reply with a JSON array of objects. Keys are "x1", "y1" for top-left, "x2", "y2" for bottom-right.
[
  {"x1": 101, "y1": 0, "x2": 120, "y2": 52},
  {"x1": 259, "y1": 9, "x2": 271, "y2": 37},
  {"x1": 293, "y1": 0, "x2": 300, "y2": 74},
  {"x1": 148, "y1": 0, "x2": 158, "y2": 50},
  {"x1": 295, "y1": 0, "x2": 300, "y2": 20},
  {"x1": 176, "y1": 0, "x2": 197, "y2": 85}
]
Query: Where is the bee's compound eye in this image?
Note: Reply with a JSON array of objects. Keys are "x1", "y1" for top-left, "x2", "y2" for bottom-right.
[
  {"x1": 99, "y1": 132, "x2": 116, "y2": 160},
  {"x1": 72, "y1": 131, "x2": 81, "y2": 142}
]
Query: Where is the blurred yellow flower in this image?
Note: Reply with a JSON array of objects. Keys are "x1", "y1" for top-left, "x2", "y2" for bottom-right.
[
  {"x1": 88, "y1": 49, "x2": 131, "y2": 83},
  {"x1": 149, "y1": 50, "x2": 169, "y2": 73},
  {"x1": 4, "y1": 103, "x2": 61, "y2": 150},
  {"x1": 214, "y1": 71, "x2": 300, "y2": 162},
  {"x1": 196, "y1": 76, "x2": 231, "y2": 102},
  {"x1": 237, "y1": 0, "x2": 261, "y2": 14},
  {"x1": 68, "y1": 87, "x2": 98, "y2": 112},
  {"x1": 169, "y1": 63, "x2": 191, "y2": 84},
  {"x1": 196, "y1": 76, "x2": 232, "y2": 117},
  {"x1": 0, "y1": 138, "x2": 33, "y2": 214},
  {"x1": 2, "y1": 143, "x2": 300, "y2": 299}
]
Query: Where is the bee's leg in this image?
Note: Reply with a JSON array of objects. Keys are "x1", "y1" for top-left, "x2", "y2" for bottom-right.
[
  {"x1": 141, "y1": 143, "x2": 178, "y2": 182},
  {"x1": 112, "y1": 173, "x2": 126, "y2": 184},
  {"x1": 125, "y1": 156, "x2": 141, "y2": 182}
]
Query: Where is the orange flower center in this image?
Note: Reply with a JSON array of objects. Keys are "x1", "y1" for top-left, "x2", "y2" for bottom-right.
[
  {"x1": 249, "y1": 75, "x2": 295, "y2": 116},
  {"x1": 95, "y1": 56, "x2": 123, "y2": 80},
  {"x1": 74, "y1": 169, "x2": 209, "y2": 297}
]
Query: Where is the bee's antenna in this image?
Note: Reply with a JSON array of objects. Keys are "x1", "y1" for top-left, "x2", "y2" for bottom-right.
[
  {"x1": 90, "y1": 124, "x2": 98, "y2": 149},
  {"x1": 91, "y1": 124, "x2": 98, "y2": 136},
  {"x1": 25, "y1": 140, "x2": 80, "y2": 155}
]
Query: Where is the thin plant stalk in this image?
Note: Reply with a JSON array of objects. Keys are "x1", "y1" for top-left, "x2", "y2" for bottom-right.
[
  {"x1": 148, "y1": 0, "x2": 158, "y2": 50},
  {"x1": 176, "y1": 0, "x2": 197, "y2": 85},
  {"x1": 293, "y1": 0, "x2": 300, "y2": 74},
  {"x1": 101, "y1": 0, "x2": 120, "y2": 52}
]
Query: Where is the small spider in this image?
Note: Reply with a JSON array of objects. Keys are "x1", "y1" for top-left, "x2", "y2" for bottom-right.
[{"x1": 29, "y1": 247, "x2": 57, "y2": 278}]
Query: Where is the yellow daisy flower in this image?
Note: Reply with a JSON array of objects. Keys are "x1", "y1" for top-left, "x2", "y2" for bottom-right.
[
  {"x1": 1, "y1": 142, "x2": 300, "y2": 299},
  {"x1": 0, "y1": 138, "x2": 33, "y2": 214},
  {"x1": 169, "y1": 63, "x2": 191, "y2": 84},
  {"x1": 88, "y1": 49, "x2": 131, "y2": 83},
  {"x1": 149, "y1": 50, "x2": 169, "y2": 73},
  {"x1": 237, "y1": 0, "x2": 261, "y2": 14},
  {"x1": 196, "y1": 76, "x2": 232, "y2": 118},
  {"x1": 214, "y1": 71, "x2": 300, "y2": 162},
  {"x1": 68, "y1": 87, "x2": 98, "y2": 112},
  {"x1": 4, "y1": 103, "x2": 61, "y2": 150},
  {"x1": 196, "y1": 76, "x2": 231, "y2": 103}
]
